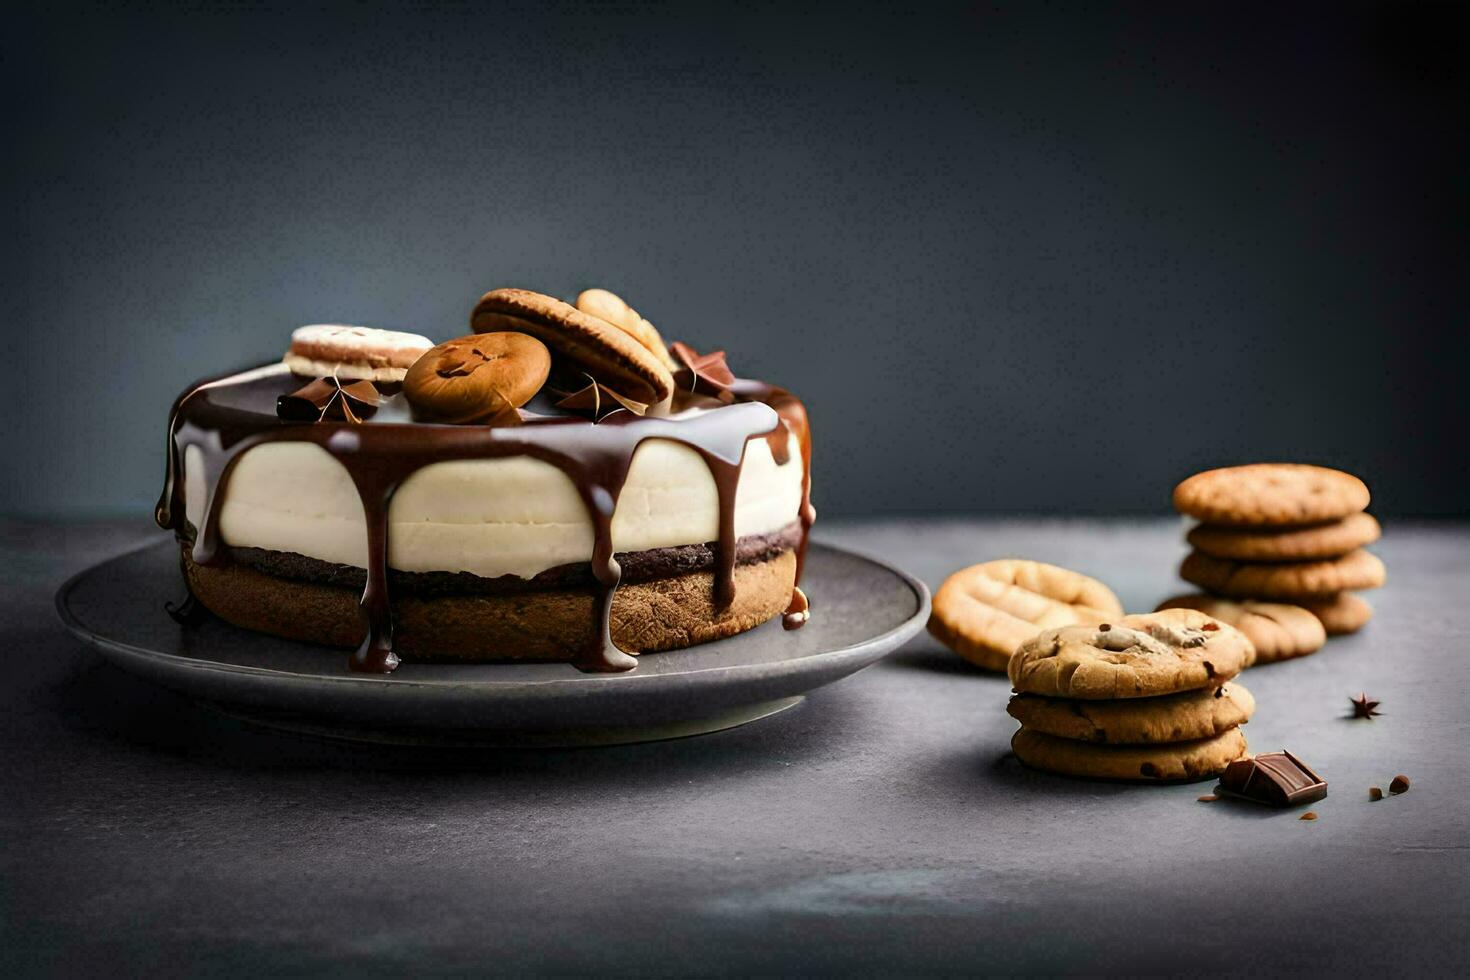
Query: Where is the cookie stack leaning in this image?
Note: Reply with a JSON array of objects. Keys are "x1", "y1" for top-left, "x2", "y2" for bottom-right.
[
  {"x1": 1007, "y1": 609, "x2": 1256, "y2": 782},
  {"x1": 1162, "y1": 464, "x2": 1382, "y2": 656}
]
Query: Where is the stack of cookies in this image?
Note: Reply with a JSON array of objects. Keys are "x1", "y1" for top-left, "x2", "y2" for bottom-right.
[
  {"x1": 1007, "y1": 609, "x2": 1256, "y2": 782},
  {"x1": 1161, "y1": 464, "x2": 1382, "y2": 659}
]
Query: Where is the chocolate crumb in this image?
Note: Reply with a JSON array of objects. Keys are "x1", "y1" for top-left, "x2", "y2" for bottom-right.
[
  {"x1": 1300, "y1": 811, "x2": 1318, "y2": 821},
  {"x1": 1099, "y1": 623, "x2": 1111, "y2": 632},
  {"x1": 1369, "y1": 787, "x2": 1383, "y2": 801},
  {"x1": 1389, "y1": 774, "x2": 1410, "y2": 795},
  {"x1": 1197, "y1": 794, "x2": 1218, "y2": 803}
]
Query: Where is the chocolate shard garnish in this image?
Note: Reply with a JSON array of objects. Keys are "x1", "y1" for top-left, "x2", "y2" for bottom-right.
[
  {"x1": 671, "y1": 340, "x2": 736, "y2": 402},
  {"x1": 1217, "y1": 750, "x2": 1328, "y2": 807},
  {"x1": 554, "y1": 376, "x2": 649, "y2": 421},
  {"x1": 276, "y1": 376, "x2": 380, "y2": 423}
]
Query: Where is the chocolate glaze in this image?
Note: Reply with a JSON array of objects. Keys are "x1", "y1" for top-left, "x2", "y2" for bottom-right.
[{"x1": 156, "y1": 364, "x2": 813, "y2": 673}]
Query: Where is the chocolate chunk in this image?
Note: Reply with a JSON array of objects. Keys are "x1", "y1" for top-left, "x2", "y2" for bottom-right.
[
  {"x1": 1389, "y1": 774, "x2": 1410, "y2": 795},
  {"x1": 1369, "y1": 786, "x2": 1383, "y2": 801},
  {"x1": 1217, "y1": 750, "x2": 1327, "y2": 807}
]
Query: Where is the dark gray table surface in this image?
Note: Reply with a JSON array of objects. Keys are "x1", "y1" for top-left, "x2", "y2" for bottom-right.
[{"x1": 4, "y1": 516, "x2": 1467, "y2": 976}]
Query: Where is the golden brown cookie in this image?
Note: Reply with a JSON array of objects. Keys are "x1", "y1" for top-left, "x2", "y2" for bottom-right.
[
  {"x1": 1186, "y1": 512, "x2": 1381, "y2": 562},
  {"x1": 1173, "y1": 464, "x2": 1370, "y2": 527},
  {"x1": 1007, "y1": 683, "x2": 1255, "y2": 744},
  {"x1": 575, "y1": 288, "x2": 679, "y2": 371},
  {"x1": 1179, "y1": 549, "x2": 1385, "y2": 600},
  {"x1": 1300, "y1": 592, "x2": 1374, "y2": 635},
  {"x1": 1153, "y1": 594, "x2": 1326, "y2": 663},
  {"x1": 471, "y1": 288, "x2": 675, "y2": 405},
  {"x1": 1008, "y1": 609, "x2": 1254, "y2": 699},
  {"x1": 928, "y1": 560, "x2": 1123, "y2": 671},
  {"x1": 403, "y1": 332, "x2": 551, "y2": 424},
  {"x1": 1011, "y1": 727, "x2": 1249, "y2": 783},
  {"x1": 284, "y1": 324, "x2": 434, "y2": 382}
]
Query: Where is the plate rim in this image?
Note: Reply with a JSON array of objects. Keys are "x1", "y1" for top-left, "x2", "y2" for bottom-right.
[{"x1": 55, "y1": 538, "x2": 932, "y2": 694}]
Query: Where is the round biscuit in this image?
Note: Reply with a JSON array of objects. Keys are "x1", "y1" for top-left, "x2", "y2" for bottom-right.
[
  {"x1": 1173, "y1": 463, "x2": 1369, "y2": 527},
  {"x1": 927, "y1": 559, "x2": 1123, "y2": 672}
]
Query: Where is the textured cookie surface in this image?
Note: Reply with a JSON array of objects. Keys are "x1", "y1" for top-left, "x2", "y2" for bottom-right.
[
  {"x1": 284, "y1": 324, "x2": 435, "y2": 381},
  {"x1": 1011, "y1": 727, "x2": 1249, "y2": 782},
  {"x1": 403, "y1": 332, "x2": 552, "y2": 424},
  {"x1": 1179, "y1": 549, "x2": 1385, "y2": 600},
  {"x1": 1186, "y1": 512, "x2": 1381, "y2": 562},
  {"x1": 1008, "y1": 608, "x2": 1254, "y2": 699},
  {"x1": 1173, "y1": 464, "x2": 1370, "y2": 527},
  {"x1": 1154, "y1": 594, "x2": 1326, "y2": 663},
  {"x1": 928, "y1": 559, "x2": 1123, "y2": 671},
  {"x1": 1007, "y1": 683, "x2": 1255, "y2": 744},
  {"x1": 471, "y1": 288, "x2": 674, "y2": 405},
  {"x1": 1300, "y1": 592, "x2": 1374, "y2": 635}
]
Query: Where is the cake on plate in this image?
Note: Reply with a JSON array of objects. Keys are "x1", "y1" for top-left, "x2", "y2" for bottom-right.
[{"x1": 156, "y1": 288, "x2": 813, "y2": 674}]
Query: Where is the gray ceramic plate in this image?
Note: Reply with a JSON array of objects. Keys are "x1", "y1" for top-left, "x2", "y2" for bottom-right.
[{"x1": 56, "y1": 540, "x2": 929, "y2": 746}]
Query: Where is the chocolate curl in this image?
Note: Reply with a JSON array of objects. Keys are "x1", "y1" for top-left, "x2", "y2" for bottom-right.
[
  {"x1": 276, "y1": 376, "x2": 381, "y2": 423},
  {"x1": 555, "y1": 374, "x2": 650, "y2": 421},
  {"x1": 670, "y1": 341, "x2": 735, "y2": 402}
]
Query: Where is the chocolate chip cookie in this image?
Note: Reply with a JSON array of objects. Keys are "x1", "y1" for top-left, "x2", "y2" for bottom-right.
[
  {"x1": 1007, "y1": 683, "x2": 1255, "y2": 744},
  {"x1": 1008, "y1": 609, "x2": 1255, "y2": 700},
  {"x1": 1011, "y1": 726, "x2": 1249, "y2": 782}
]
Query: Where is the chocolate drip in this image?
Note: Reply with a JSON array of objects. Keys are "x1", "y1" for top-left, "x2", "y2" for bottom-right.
[
  {"x1": 731, "y1": 380, "x2": 815, "y2": 625},
  {"x1": 782, "y1": 586, "x2": 810, "y2": 631},
  {"x1": 689, "y1": 450, "x2": 745, "y2": 612},
  {"x1": 165, "y1": 591, "x2": 207, "y2": 626},
  {"x1": 157, "y1": 364, "x2": 811, "y2": 674},
  {"x1": 561, "y1": 447, "x2": 638, "y2": 672},
  {"x1": 337, "y1": 431, "x2": 401, "y2": 673}
]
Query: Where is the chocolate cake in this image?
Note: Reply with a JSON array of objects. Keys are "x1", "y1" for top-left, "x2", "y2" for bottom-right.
[{"x1": 156, "y1": 289, "x2": 814, "y2": 674}]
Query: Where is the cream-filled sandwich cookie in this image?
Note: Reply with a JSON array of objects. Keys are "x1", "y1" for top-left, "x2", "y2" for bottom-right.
[{"x1": 283, "y1": 324, "x2": 435, "y2": 382}]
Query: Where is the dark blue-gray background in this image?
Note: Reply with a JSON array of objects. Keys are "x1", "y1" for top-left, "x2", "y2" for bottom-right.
[{"x1": 6, "y1": 1, "x2": 1466, "y2": 519}]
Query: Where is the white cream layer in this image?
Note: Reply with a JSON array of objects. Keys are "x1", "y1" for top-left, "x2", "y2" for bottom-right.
[{"x1": 184, "y1": 428, "x2": 803, "y2": 579}]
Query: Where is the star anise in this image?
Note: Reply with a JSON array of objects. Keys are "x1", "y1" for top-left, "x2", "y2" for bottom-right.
[
  {"x1": 1350, "y1": 692, "x2": 1382, "y2": 719},
  {"x1": 277, "y1": 376, "x2": 381, "y2": 424},
  {"x1": 671, "y1": 340, "x2": 735, "y2": 401},
  {"x1": 554, "y1": 375, "x2": 649, "y2": 421}
]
